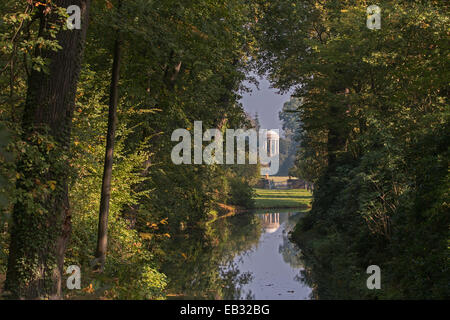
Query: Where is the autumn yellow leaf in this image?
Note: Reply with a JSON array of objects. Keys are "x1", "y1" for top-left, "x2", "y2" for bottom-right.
[
  {"x1": 83, "y1": 283, "x2": 95, "y2": 294},
  {"x1": 48, "y1": 181, "x2": 56, "y2": 190},
  {"x1": 139, "y1": 233, "x2": 152, "y2": 240}
]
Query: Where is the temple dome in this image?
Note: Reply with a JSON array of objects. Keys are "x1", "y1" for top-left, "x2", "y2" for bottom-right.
[{"x1": 266, "y1": 130, "x2": 279, "y2": 140}]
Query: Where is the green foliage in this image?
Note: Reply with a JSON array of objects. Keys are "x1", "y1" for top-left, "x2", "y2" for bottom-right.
[
  {"x1": 2, "y1": 0, "x2": 446, "y2": 300},
  {"x1": 278, "y1": 98, "x2": 302, "y2": 176},
  {"x1": 259, "y1": 0, "x2": 449, "y2": 299},
  {"x1": 228, "y1": 176, "x2": 255, "y2": 208},
  {"x1": 63, "y1": 64, "x2": 166, "y2": 299},
  {"x1": 58, "y1": 0, "x2": 260, "y2": 299}
]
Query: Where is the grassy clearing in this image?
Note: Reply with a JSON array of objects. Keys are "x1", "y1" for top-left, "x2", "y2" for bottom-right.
[
  {"x1": 253, "y1": 188, "x2": 312, "y2": 209},
  {"x1": 264, "y1": 176, "x2": 298, "y2": 183}
]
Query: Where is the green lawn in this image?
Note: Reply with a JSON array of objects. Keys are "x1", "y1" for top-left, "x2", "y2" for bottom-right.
[{"x1": 253, "y1": 188, "x2": 312, "y2": 209}]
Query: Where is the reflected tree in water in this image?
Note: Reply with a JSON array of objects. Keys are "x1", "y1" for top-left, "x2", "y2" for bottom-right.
[{"x1": 161, "y1": 212, "x2": 261, "y2": 299}]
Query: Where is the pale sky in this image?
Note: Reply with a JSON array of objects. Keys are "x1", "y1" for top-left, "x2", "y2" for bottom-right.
[{"x1": 240, "y1": 75, "x2": 293, "y2": 132}]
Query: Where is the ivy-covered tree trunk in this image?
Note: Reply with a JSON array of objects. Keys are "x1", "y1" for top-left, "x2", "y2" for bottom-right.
[{"x1": 5, "y1": 0, "x2": 91, "y2": 299}]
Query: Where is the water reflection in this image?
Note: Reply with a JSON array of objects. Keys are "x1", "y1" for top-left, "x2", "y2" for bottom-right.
[
  {"x1": 261, "y1": 212, "x2": 280, "y2": 233},
  {"x1": 221, "y1": 210, "x2": 311, "y2": 300},
  {"x1": 163, "y1": 210, "x2": 312, "y2": 300}
]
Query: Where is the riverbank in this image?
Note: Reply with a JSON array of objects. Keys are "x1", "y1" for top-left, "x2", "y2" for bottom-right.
[
  {"x1": 253, "y1": 188, "x2": 312, "y2": 209},
  {"x1": 207, "y1": 188, "x2": 312, "y2": 224}
]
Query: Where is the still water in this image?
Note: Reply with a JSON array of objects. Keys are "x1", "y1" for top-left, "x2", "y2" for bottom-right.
[
  {"x1": 165, "y1": 209, "x2": 312, "y2": 300},
  {"x1": 223, "y1": 210, "x2": 312, "y2": 299}
]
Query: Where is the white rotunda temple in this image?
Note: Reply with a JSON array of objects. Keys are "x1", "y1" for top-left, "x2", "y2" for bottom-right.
[{"x1": 264, "y1": 130, "x2": 279, "y2": 157}]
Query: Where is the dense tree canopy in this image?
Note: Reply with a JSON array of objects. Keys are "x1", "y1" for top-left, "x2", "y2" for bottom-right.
[
  {"x1": 0, "y1": 0, "x2": 448, "y2": 300},
  {"x1": 257, "y1": 0, "x2": 449, "y2": 299}
]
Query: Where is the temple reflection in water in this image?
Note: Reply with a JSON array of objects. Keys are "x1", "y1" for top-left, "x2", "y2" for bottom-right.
[
  {"x1": 261, "y1": 212, "x2": 279, "y2": 233},
  {"x1": 262, "y1": 212, "x2": 299, "y2": 234}
]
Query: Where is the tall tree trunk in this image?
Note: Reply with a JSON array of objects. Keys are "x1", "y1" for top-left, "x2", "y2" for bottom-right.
[
  {"x1": 326, "y1": 89, "x2": 348, "y2": 168},
  {"x1": 5, "y1": 0, "x2": 91, "y2": 299},
  {"x1": 94, "y1": 1, "x2": 122, "y2": 271}
]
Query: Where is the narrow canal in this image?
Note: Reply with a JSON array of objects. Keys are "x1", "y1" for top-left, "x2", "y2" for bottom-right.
[
  {"x1": 165, "y1": 209, "x2": 312, "y2": 300},
  {"x1": 219, "y1": 210, "x2": 312, "y2": 299}
]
